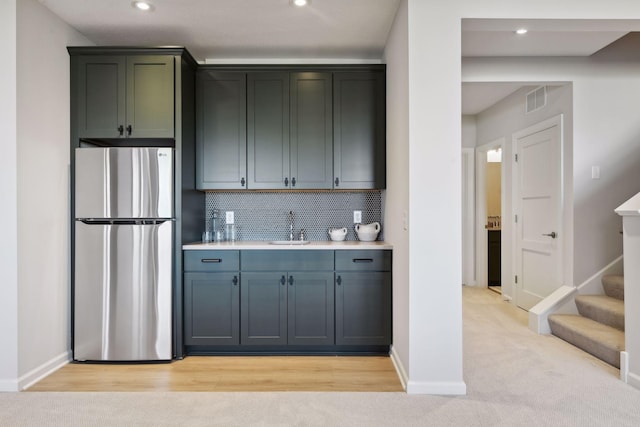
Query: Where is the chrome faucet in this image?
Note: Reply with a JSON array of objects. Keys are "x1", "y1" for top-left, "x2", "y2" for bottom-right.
[{"x1": 288, "y1": 211, "x2": 294, "y2": 241}]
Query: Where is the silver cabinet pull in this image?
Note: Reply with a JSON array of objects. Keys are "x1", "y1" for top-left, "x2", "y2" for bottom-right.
[
  {"x1": 201, "y1": 258, "x2": 222, "y2": 263},
  {"x1": 542, "y1": 232, "x2": 557, "y2": 239}
]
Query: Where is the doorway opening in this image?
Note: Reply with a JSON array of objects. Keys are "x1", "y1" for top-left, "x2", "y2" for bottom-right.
[{"x1": 475, "y1": 139, "x2": 505, "y2": 295}]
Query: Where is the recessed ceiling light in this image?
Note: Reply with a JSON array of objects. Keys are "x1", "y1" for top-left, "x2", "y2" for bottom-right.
[
  {"x1": 132, "y1": 1, "x2": 153, "y2": 12},
  {"x1": 515, "y1": 28, "x2": 528, "y2": 35},
  {"x1": 292, "y1": 0, "x2": 309, "y2": 7}
]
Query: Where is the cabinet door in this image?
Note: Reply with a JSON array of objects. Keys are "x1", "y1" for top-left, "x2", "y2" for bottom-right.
[
  {"x1": 184, "y1": 272, "x2": 240, "y2": 346},
  {"x1": 333, "y1": 72, "x2": 386, "y2": 189},
  {"x1": 247, "y1": 72, "x2": 290, "y2": 189},
  {"x1": 241, "y1": 272, "x2": 287, "y2": 345},
  {"x1": 287, "y1": 272, "x2": 335, "y2": 345},
  {"x1": 76, "y1": 56, "x2": 126, "y2": 138},
  {"x1": 335, "y1": 272, "x2": 391, "y2": 345},
  {"x1": 196, "y1": 71, "x2": 247, "y2": 189},
  {"x1": 126, "y1": 55, "x2": 175, "y2": 138},
  {"x1": 290, "y1": 72, "x2": 333, "y2": 189}
]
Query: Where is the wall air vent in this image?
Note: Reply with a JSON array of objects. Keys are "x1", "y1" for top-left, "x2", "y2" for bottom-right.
[{"x1": 526, "y1": 86, "x2": 546, "y2": 114}]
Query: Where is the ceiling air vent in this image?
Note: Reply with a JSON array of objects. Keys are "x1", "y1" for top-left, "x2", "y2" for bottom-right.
[{"x1": 526, "y1": 86, "x2": 546, "y2": 114}]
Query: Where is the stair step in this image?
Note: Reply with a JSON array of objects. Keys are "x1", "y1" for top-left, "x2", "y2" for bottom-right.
[
  {"x1": 602, "y1": 274, "x2": 624, "y2": 301},
  {"x1": 549, "y1": 314, "x2": 625, "y2": 368},
  {"x1": 575, "y1": 295, "x2": 625, "y2": 331}
]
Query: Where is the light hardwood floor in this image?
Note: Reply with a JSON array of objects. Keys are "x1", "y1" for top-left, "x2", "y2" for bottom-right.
[{"x1": 28, "y1": 356, "x2": 403, "y2": 392}]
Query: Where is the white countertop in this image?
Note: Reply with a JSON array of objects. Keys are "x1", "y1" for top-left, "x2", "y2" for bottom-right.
[{"x1": 182, "y1": 240, "x2": 392, "y2": 250}]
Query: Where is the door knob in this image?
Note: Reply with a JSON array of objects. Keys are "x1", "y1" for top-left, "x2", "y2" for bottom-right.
[{"x1": 542, "y1": 232, "x2": 557, "y2": 239}]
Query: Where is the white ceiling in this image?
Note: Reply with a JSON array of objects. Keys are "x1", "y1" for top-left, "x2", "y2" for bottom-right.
[
  {"x1": 461, "y1": 83, "x2": 526, "y2": 116},
  {"x1": 39, "y1": 0, "x2": 402, "y2": 61},
  {"x1": 461, "y1": 19, "x2": 640, "y2": 114},
  {"x1": 461, "y1": 19, "x2": 640, "y2": 57},
  {"x1": 37, "y1": 2, "x2": 640, "y2": 114}
]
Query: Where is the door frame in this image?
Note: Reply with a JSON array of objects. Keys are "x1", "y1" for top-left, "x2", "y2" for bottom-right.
[
  {"x1": 462, "y1": 147, "x2": 476, "y2": 286},
  {"x1": 511, "y1": 114, "x2": 564, "y2": 309},
  {"x1": 475, "y1": 137, "x2": 506, "y2": 290}
]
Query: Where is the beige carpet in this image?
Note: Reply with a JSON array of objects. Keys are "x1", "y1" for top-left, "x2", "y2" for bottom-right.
[{"x1": 2, "y1": 286, "x2": 640, "y2": 426}]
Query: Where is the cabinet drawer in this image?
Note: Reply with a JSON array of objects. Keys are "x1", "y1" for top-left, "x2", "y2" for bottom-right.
[
  {"x1": 184, "y1": 250, "x2": 239, "y2": 272},
  {"x1": 335, "y1": 250, "x2": 391, "y2": 271},
  {"x1": 242, "y1": 250, "x2": 333, "y2": 271}
]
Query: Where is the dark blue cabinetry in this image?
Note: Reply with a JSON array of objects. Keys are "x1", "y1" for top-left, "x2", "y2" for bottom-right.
[
  {"x1": 335, "y1": 251, "x2": 392, "y2": 346},
  {"x1": 183, "y1": 251, "x2": 240, "y2": 346},
  {"x1": 183, "y1": 249, "x2": 391, "y2": 354}
]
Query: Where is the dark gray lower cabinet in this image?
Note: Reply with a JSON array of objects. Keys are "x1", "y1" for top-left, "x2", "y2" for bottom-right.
[
  {"x1": 241, "y1": 271, "x2": 334, "y2": 346},
  {"x1": 184, "y1": 272, "x2": 239, "y2": 345},
  {"x1": 183, "y1": 249, "x2": 390, "y2": 354},
  {"x1": 287, "y1": 272, "x2": 334, "y2": 345},
  {"x1": 183, "y1": 250, "x2": 240, "y2": 346},
  {"x1": 335, "y1": 250, "x2": 392, "y2": 346},
  {"x1": 335, "y1": 272, "x2": 391, "y2": 345}
]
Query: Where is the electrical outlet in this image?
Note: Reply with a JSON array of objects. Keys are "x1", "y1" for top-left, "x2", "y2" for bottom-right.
[
  {"x1": 353, "y1": 210, "x2": 362, "y2": 223},
  {"x1": 226, "y1": 211, "x2": 234, "y2": 224}
]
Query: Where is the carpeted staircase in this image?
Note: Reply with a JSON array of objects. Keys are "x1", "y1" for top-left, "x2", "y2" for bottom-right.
[{"x1": 548, "y1": 275, "x2": 625, "y2": 368}]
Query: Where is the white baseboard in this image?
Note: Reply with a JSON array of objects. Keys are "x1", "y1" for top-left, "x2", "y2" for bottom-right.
[
  {"x1": 406, "y1": 380, "x2": 467, "y2": 395},
  {"x1": 0, "y1": 379, "x2": 19, "y2": 392},
  {"x1": 389, "y1": 345, "x2": 408, "y2": 391},
  {"x1": 620, "y1": 351, "x2": 629, "y2": 382},
  {"x1": 626, "y1": 371, "x2": 640, "y2": 391},
  {"x1": 19, "y1": 350, "x2": 71, "y2": 391}
]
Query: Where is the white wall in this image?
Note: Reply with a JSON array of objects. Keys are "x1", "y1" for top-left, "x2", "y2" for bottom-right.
[
  {"x1": 383, "y1": 0, "x2": 410, "y2": 384},
  {"x1": 0, "y1": 0, "x2": 19, "y2": 392},
  {"x1": 15, "y1": 0, "x2": 92, "y2": 389},
  {"x1": 406, "y1": 0, "x2": 465, "y2": 394},
  {"x1": 461, "y1": 115, "x2": 477, "y2": 148},
  {"x1": 472, "y1": 84, "x2": 573, "y2": 298}
]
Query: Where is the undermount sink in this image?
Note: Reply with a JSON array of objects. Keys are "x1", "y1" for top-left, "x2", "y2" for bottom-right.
[{"x1": 269, "y1": 240, "x2": 310, "y2": 245}]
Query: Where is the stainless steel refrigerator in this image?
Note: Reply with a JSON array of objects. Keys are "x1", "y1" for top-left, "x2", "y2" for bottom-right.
[{"x1": 73, "y1": 147, "x2": 173, "y2": 361}]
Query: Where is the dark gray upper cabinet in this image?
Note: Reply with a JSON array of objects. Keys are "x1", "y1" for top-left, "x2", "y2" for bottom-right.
[
  {"x1": 333, "y1": 71, "x2": 386, "y2": 189},
  {"x1": 196, "y1": 71, "x2": 247, "y2": 189},
  {"x1": 75, "y1": 55, "x2": 174, "y2": 139},
  {"x1": 290, "y1": 72, "x2": 333, "y2": 189},
  {"x1": 247, "y1": 72, "x2": 290, "y2": 189},
  {"x1": 248, "y1": 71, "x2": 333, "y2": 190},
  {"x1": 195, "y1": 65, "x2": 386, "y2": 190}
]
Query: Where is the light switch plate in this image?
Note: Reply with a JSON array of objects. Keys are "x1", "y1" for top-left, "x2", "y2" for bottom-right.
[
  {"x1": 353, "y1": 210, "x2": 362, "y2": 223},
  {"x1": 226, "y1": 211, "x2": 234, "y2": 224},
  {"x1": 591, "y1": 166, "x2": 600, "y2": 179}
]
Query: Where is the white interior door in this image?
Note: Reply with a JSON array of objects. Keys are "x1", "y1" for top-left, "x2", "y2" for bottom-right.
[{"x1": 513, "y1": 117, "x2": 563, "y2": 310}]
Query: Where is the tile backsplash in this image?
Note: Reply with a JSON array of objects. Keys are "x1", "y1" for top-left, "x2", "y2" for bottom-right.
[{"x1": 205, "y1": 191, "x2": 382, "y2": 241}]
